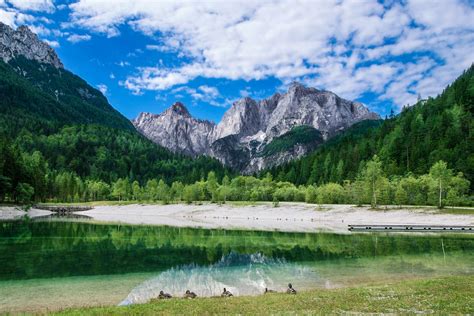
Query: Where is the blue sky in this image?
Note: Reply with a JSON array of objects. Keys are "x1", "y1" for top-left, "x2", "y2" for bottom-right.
[{"x1": 1, "y1": 0, "x2": 473, "y2": 123}]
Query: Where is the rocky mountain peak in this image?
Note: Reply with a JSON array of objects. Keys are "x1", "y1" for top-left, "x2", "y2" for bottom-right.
[
  {"x1": 288, "y1": 81, "x2": 319, "y2": 96},
  {"x1": 133, "y1": 102, "x2": 215, "y2": 157},
  {"x1": 134, "y1": 83, "x2": 380, "y2": 173},
  {"x1": 166, "y1": 102, "x2": 191, "y2": 117},
  {"x1": 0, "y1": 22, "x2": 63, "y2": 68}
]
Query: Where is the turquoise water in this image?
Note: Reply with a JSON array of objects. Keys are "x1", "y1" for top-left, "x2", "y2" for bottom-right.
[{"x1": 0, "y1": 218, "x2": 473, "y2": 312}]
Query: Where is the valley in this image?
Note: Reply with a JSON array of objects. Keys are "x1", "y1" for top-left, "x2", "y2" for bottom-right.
[{"x1": 0, "y1": 8, "x2": 473, "y2": 315}]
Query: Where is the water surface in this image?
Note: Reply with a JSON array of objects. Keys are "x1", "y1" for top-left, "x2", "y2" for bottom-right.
[{"x1": 0, "y1": 219, "x2": 473, "y2": 312}]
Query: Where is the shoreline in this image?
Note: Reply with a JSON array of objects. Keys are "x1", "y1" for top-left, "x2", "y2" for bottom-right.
[
  {"x1": 1, "y1": 202, "x2": 473, "y2": 233},
  {"x1": 76, "y1": 202, "x2": 474, "y2": 233}
]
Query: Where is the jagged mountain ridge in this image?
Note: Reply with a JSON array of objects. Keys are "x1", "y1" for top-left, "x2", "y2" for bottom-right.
[
  {"x1": 134, "y1": 102, "x2": 215, "y2": 156},
  {"x1": 133, "y1": 83, "x2": 380, "y2": 173},
  {"x1": 0, "y1": 22, "x2": 63, "y2": 68}
]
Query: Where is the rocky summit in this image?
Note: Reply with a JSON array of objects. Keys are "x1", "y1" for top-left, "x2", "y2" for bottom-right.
[
  {"x1": 133, "y1": 102, "x2": 216, "y2": 157},
  {"x1": 133, "y1": 83, "x2": 380, "y2": 173},
  {"x1": 0, "y1": 22, "x2": 63, "y2": 68}
]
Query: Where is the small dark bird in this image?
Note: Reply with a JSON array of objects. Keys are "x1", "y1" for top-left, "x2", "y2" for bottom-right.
[
  {"x1": 184, "y1": 290, "x2": 197, "y2": 299},
  {"x1": 158, "y1": 290, "x2": 172, "y2": 299},
  {"x1": 221, "y1": 287, "x2": 233, "y2": 297},
  {"x1": 264, "y1": 287, "x2": 277, "y2": 294},
  {"x1": 286, "y1": 283, "x2": 297, "y2": 294}
]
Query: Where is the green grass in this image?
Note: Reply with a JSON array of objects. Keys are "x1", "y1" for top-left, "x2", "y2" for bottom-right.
[{"x1": 51, "y1": 275, "x2": 474, "y2": 315}]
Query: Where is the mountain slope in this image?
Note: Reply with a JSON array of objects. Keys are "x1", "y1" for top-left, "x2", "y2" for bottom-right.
[
  {"x1": 0, "y1": 23, "x2": 230, "y2": 201},
  {"x1": 265, "y1": 65, "x2": 474, "y2": 188},
  {"x1": 0, "y1": 22, "x2": 135, "y2": 134},
  {"x1": 133, "y1": 83, "x2": 380, "y2": 173}
]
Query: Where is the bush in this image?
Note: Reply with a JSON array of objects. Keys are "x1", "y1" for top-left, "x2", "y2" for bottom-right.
[{"x1": 15, "y1": 183, "x2": 34, "y2": 203}]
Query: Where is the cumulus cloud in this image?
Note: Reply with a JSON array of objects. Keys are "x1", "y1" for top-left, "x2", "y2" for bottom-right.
[
  {"x1": 43, "y1": 39, "x2": 59, "y2": 47},
  {"x1": 61, "y1": 0, "x2": 474, "y2": 108},
  {"x1": 0, "y1": 6, "x2": 36, "y2": 27},
  {"x1": 97, "y1": 83, "x2": 107, "y2": 95},
  {"x1": 67, "y1": 33, "x2": 91, "y2": 43},
  {"x1": 6, "y1": 0, "x2": 55, "y2": 13},
  {"x1": 171, "y1": 85, "x2": 225, "y2": 107}
]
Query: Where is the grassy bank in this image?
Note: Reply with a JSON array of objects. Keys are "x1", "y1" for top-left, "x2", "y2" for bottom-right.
[{"x1": 52, "y1": 275, "x2": 473, "y2": 315}]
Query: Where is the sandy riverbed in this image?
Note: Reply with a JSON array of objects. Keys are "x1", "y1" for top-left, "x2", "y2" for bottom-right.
[
  {"x1": 68, "y1": 203, "x2": 474, "y2": 233},
  {"x1": 1, "y1": 203, "x2": 473, "y2": 233}
]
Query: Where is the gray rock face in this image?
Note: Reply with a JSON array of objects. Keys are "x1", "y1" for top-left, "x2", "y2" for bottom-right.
[
  {"x1": 133, "y1": 102, "x2": 215, "y2": 157},
  {"x1": 0, "y1": 22, "x2": 63, "y2": 68},
  {"x1": 133, "y1": 83, "x2": 380, "y2": 173}
]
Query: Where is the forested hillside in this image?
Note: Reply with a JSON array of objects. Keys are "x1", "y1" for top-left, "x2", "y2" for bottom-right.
[
  {"x1": 264, "y1": 66, "x2": 474, "y2": 190},
  {"x1": 0, "y1": 58, "x2": 230, "y2": 202}
]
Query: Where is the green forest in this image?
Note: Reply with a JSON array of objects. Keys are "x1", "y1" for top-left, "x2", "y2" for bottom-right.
[
  {"x1": 0, "y1": 57, "x2": 231, "y2": 203},
  {"x1": 15, "y1": 158, "x2": 467, "y2": 208},
  {"x1": 265, "y1": 66, "x2": 474, "y2": 191},
  {"x1": 0, "y1": 56, "x2": 473, "y2": 207}
]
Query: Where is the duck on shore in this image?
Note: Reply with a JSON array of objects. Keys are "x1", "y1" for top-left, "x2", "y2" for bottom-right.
[
  {"x1": 264, "y1": 288, "x2": 277, "y2": 294},
  {"x1": 286, "y1": 283, "x2": 297, "y2": 294},
  {"x1": 221, "y1": 288, "x2": 233, "y2": 297},
  {"x1": 184, "y1": 290, "x2": 197, "y2": 299},
  {"x1": 158, "y1": 290, "x2": 172, "y2": 299}
]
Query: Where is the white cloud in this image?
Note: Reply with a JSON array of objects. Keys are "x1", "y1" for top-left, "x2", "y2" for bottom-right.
[
  {"x1": 0, "y1": 7, "x2": 35, "y2": 27},
  {"x1": 146, "y1": 44, "x2": 167, "y2": 52},
  {"x1": 109, "y1": 73, "x2": 115, "y2": 79},
  {"x1": 239, "y1": 89, "x2": 250, "y2": 98},
  {"x1": 43, "y1": 39, "x2": 59, "y2": 47},
  {"x1": 67, "y1": 0, "x2": 474, "y2": 108},
  {"x1": 116, "y1": 61, "x2": 130, "y2": 67},
  {"x1": 97, "y1": 83, "x2": 107, "y2": 95},
  {"x1": 6, "y1": 0, "x2": 55, "y2": 13},
  {"x1": 198, "y1": 85, "x2": 219, "y2": 99},
  {"x1": 170, "y1": 84, "x2": 224, "y2": 107},
  {"x1": 67, "y1": 33, "x2": 91, "y2": 43}
]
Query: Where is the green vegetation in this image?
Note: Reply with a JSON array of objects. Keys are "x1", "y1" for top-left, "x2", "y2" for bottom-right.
[
  {"x1": 0, "y1": 58, "x2": 231, "y2": 203},
  {"x1": 0, "y1": 151, "x2": 470, "y2": 207},
  {"x1": 260, "y1": 125, "x2": 323, "y2": 157},
  {"x1": 16, "y1": 157, "x2": 466, "y2": 208},
  {"x1": 52, "y1": 275, "x2": 474, "y2": 315},
  {"x1": 1, "y1": 58, "x2": 473, "y2": 207},
  {"x1": 265, "y1": 66, "x2": 474, "y2": 193},
  {"x1": 0, "y1": 57, "x2": 134, "y2": 133}
]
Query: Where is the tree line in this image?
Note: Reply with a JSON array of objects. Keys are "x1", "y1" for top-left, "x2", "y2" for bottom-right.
[{"x1": 2, "y1": 152, "x2": 469, "y2": 208}]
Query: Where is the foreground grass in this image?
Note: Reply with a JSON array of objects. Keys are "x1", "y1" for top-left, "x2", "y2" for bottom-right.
[{"x1": 52, "y1": 275, "x2": 474, "y2": 315}]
